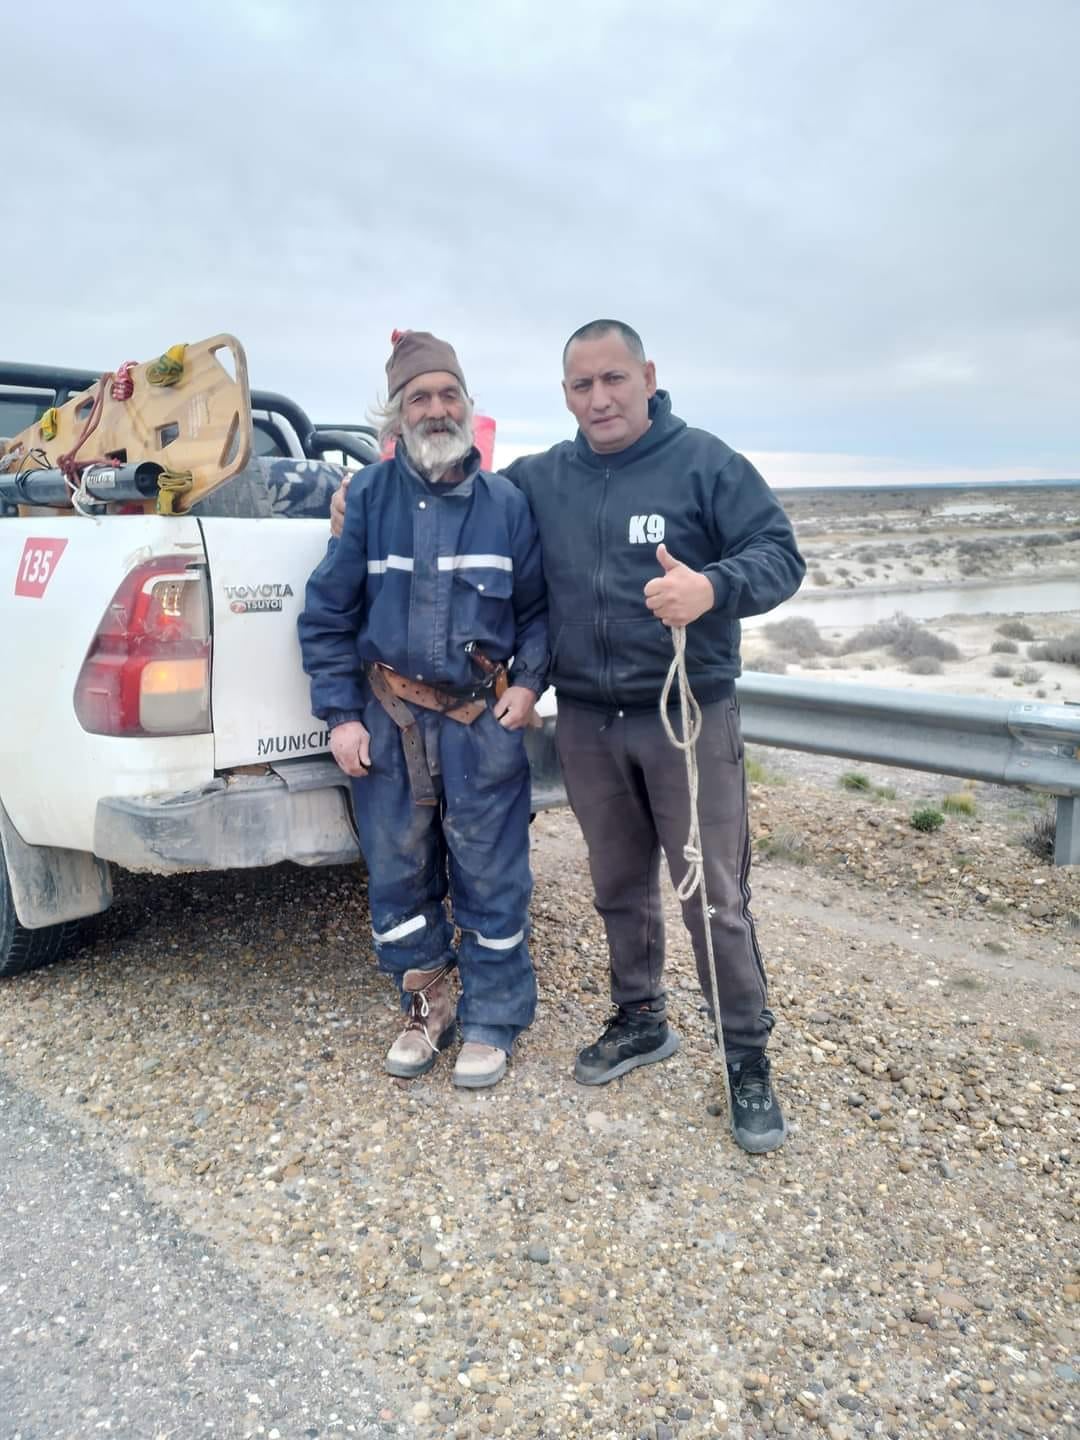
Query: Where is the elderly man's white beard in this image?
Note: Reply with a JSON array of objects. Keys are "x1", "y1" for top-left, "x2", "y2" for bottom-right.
[{"x1": 402, "y1": 414, "x2": 474, "y2": 480}]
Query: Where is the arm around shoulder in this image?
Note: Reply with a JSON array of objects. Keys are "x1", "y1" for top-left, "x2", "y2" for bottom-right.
[{"x1": 505, "y1": 487, "x2": 548, "y2": 694}]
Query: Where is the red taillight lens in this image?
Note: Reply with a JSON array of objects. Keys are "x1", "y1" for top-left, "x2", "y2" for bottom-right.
[{"x1": 74, "y1": 557, "x2": 211, "y2": 736}]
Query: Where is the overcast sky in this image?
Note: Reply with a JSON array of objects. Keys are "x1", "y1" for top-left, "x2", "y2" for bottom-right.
[{"x1": 3, "y1": 0, "x2": 1077, "y2": 484}]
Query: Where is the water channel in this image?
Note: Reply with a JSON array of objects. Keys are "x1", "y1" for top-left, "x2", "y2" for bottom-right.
[{"x1": 745, "y1": 575, "x2": 1078, "y2": 630}]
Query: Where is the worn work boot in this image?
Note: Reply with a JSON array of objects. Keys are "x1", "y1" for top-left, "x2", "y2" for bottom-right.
[
  {"x1": 727, "y1": 1050, "x2": 787, "y2": 1154},
  {"x1": 573, "y1": 1003, "x2": 680, "y2": 1085},
  {"x1": 384, "y1": 963, "x2": 457, "y2": 1079},
  {"x1": 453, "y1": 1042, "x2": 508, "y2": 1089}
]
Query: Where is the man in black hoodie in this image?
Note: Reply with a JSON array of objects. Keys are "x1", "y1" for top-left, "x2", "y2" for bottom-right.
[
  {"x1": 331, "y1": 319, "x2": 804, "y2": 1152},
  {"x1": 504, "y1": 320, "x2": 804, "y2": 1154}
]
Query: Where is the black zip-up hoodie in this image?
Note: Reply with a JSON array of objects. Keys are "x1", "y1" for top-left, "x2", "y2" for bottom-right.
[{"x1": 503, "y1": 391, "x2": 805, "y2": 711}]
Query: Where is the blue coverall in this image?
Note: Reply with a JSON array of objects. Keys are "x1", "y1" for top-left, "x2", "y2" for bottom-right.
[{"x1": 298, "y1": 446, "x2": 548, "y2": 1053}]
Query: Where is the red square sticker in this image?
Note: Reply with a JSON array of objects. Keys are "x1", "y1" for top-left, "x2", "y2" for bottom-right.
[{"x1": 14, "y1": 537, "x2": 68, "y2": 598}]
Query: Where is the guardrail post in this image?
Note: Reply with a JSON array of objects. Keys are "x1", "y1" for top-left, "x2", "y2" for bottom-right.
[{"x1": 1055, "y1": 796, "x2": 1080, "y2": 867}]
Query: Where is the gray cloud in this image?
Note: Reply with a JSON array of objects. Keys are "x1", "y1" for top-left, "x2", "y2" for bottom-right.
[{"x1": 3, "y1": 0, "x2": 1077, "y2": 474}]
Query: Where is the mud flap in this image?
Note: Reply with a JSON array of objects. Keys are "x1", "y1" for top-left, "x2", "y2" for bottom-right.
[{"x1": 0, "y1": 798, "x2": 112, "y2": 929}]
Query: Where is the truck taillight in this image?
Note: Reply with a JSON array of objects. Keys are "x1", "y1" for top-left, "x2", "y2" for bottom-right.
[{"x1": 74, "y1": 557, "x2": 211, "y2": 736}]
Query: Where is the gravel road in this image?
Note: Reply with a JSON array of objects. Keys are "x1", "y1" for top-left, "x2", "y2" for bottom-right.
[
  {"x1": 0, "y1": 1076, "x2": 391, "y2": 1439},
  {"x1": 0, "y1": 767, "x2": 1076, "y2": 1440}
]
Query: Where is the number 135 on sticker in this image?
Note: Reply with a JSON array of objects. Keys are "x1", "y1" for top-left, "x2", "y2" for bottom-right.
[{"x1": 15, "y1": 538, "x2": 68, "y2": 598}]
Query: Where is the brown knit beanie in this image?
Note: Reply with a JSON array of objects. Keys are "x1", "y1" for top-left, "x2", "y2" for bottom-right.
[{"x1": 385, "y1": 329, "x2": 467, "y2": 399}]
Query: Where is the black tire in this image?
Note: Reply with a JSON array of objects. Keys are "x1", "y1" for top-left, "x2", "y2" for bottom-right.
[{"x1": 0, "y1": 855, "x2": 85, "y2": 978}]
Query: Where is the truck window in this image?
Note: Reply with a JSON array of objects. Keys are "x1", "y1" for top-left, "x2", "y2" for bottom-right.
[
  {"x1": 253, "y1": 418, "x2": 291, "y2": 457},
  {"x1": 0, "y1": 390, "x2": 53, "y2": 440}
]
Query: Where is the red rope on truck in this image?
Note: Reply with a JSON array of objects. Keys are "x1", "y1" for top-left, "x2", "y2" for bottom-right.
[
  {"x1": 56, "y1": 375, "x2": 115, "y2": 500},
  {"x1": 111, "y1": 361, "x2": 137, "y2": 401}
]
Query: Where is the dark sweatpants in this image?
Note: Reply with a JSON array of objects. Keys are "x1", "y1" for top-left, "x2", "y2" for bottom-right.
[{"x1": 555, "y1": 697, "x2": 773, "y2": 1063}]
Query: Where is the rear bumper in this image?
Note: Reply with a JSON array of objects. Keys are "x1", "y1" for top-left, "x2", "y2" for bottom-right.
[
  {"x1": 94, "y1": 758, "x2": 361, "y2": 873},
  {"x1": 94, "y1": 722, "x2": 567, "y2": 876}
]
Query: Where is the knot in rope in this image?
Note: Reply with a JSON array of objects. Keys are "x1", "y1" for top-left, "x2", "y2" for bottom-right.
[
  {"x1": 111, "y1": 361, "x2": 137, "y2": 401},
  {"x1": 661, "y1": 625, "x2": 705, "y2": 902}
]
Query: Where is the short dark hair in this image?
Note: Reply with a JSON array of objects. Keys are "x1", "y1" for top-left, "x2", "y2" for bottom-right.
[{"x1": 562, "y1": 319, "x2": 646, "y2": 369}]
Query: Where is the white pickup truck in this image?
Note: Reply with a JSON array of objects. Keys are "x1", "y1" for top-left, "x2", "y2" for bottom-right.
[{"x1": 0, "y1": 357, "x2": 561, "y2": 977}]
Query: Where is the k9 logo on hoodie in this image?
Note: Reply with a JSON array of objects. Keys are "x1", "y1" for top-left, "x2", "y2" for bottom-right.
[{"x1": 628, "y1": 514, "x2": 666, "y2": 544}]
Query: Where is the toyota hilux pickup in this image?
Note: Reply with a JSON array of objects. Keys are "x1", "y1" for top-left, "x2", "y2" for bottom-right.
[{"x1": 0, "y1": 336, "x2": 560, "y2": 976}]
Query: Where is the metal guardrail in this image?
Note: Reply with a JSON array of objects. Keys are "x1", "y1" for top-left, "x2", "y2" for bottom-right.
[
  {"x1": 739, "y1": 675, "x2": 1080, "y2": 866},
  {"x1": 525, "y1": 677, "x2": 1080, "y2": 865}
]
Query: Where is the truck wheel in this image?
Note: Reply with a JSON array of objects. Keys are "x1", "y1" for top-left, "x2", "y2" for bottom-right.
[{"x1": 0, "y1": 860, "x2": 81, "y2": 978}]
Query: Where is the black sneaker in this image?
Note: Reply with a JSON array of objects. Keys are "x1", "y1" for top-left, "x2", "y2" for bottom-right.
[
  {"x1": 573, "y1": 1005, "x2": 680, "y2": 1086},
  {"x1": 727, "y1": 1051, "x2": 787, "y2": 1153}
]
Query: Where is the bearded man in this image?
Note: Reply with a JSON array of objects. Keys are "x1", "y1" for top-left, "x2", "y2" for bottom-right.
[{"x1": 299, "y1": 330, "x2": 548, "y2": 1088}]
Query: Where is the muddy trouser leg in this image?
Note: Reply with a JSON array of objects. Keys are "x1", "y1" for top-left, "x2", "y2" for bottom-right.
[
  {"x1": 634, "y1": 697, "x2": 773, "y2": 1062},
  {"x1": 437, "y1": 708, "x2": 538, "y2": 1054},
  {"x1": 351, "y1": 700, "x2": 456, "y2": 1005},
  {"x1": 554, "y1": 702, "x2": 668, "y2": 1012}
]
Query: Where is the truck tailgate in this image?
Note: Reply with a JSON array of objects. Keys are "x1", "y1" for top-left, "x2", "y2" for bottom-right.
[{"x1": 199, "y1": 518, "x2": 332, "y2": 768}]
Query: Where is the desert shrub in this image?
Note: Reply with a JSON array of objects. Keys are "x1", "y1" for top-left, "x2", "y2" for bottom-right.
[
  {"x1": 874, "y1": 784, "x2": 897, "y2": 799},
  {"x1": 761, "y1": 617, "x2": 832, "y2": 657},
  {"x1": 745, "y1": 654, "x2": 788, "y2": 675},
  {"x1": 746, "y1": 755, "x2": 786, "y2": 787},
  {"x1": 757, "y1": 827, "x2": 812, "y2": 864},
  {"x1": 957, "y1": 538, "x2": 996, "y2": 558},
  {"x1": 991, "y1": 662, "x2": 1014, "y2": 678},
  {"x1": 843, "y1": 618, "x2": 905, "y2": 653},
  {"x1": 856, "y1": 549, "x2": 876, "y2": 564},
  {"x1": 1028, "y1": 631, "x2": 1080, "y2": 666},
  {"x1": 839, "y1": 772, "x2": 871, "y2": 792},
  {"x1": 891, "y1": 619, "x2": 960, "y2": 662},
  {"x1": 1018, "y1": 665, "x2": 1043, "y2": 684},
  {"x1": 911, "y1": 564, "x2": 924, "y2": 575},
  {"x1": 811, "y1": 570, "x2": 829, "y2": 586},
  {"x1": 996, "y1": 620, "x2": 1034, "y2": 641},
  {"x1": 942, "y1": 792, "x2": 976, "y2": 816},
  {"x1": 911, "y1": 807, "x2": 945, "y2": 833},
  {"x1": 907, "y1": 655, "x2": 943, "y2": 675},
  {"x1": 842, "y1": 613, "x2": 959, "y2": 661},
  {"x1": 1022, "y1": 812, "x2": 1055, "y2": 862},
  {"x1": 990, "y1": 638, "x2": 1018, "y2": 654}
]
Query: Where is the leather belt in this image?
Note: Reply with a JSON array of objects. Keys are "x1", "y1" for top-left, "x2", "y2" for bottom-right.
[
  {"x1": 369, "y1": 664, "x2": 489, "y2": 725},
  {"x1": 365, "y1": 656, "x2": 509, "y2": 806}
]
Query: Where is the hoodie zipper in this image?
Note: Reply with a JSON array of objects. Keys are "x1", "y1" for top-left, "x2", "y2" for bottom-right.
[{"x1": 593, "y1": 468, "x2": 613, "y2": 704}]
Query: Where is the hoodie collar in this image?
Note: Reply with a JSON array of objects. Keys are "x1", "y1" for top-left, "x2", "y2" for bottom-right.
[{"x1": 572, "y1": 390, "x2": 686, "y2": 469}]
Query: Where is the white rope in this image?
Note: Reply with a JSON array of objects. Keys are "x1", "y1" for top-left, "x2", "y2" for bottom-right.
[{"x1": 660, "y1": 625, "x2": 734, "y2": 1118}]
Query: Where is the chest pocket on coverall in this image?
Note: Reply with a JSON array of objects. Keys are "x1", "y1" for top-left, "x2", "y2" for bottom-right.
[{"x1": 449, "y1": 568, "x2": 513, "y2": 648}]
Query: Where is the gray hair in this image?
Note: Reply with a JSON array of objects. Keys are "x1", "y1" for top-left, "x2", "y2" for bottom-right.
[{"x1": 368, "y1": 390, "x2": 405, "y2": 451}]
